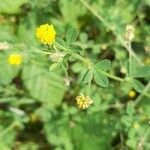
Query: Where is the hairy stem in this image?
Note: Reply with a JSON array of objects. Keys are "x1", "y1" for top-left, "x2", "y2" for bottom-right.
[
  {"x1": 99, "y1": 70, "x2": 124, "y2": 82},
  {"x1": 128, "y1": 42, "x2": 132, "y2": 77}
]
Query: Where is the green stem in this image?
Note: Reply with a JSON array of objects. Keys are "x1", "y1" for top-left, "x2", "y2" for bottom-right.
[
  {"x1": 100, "y1": 70, "x2": 124, "y2": 82},
  {"x1": 55, "y1": 42, "x2": 124, "y2": 82},
  {"x1": 128, "y1": 42, "x2": 132, "y2": 77},
  {"x1": 70, "y1": 51, "x2": 90, "y2": 65},
  {"x1": 55, "y1": 41, "x2": 90, "y2": 66},
  {"x1": 87, "y1": 80, "x2": 91, "y2": 96}
]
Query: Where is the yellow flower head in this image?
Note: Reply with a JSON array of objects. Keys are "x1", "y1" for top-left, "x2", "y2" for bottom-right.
[
  {"x1": 76, "y1": 93, "x2": 93, "y2": 109},
  {"x1": 36, "y1": 23, "x2": 56, "y2": 44},
  {"x1": 8, "y1": 54, "x2": 22, "y2": 65},
  {"x1": 128, "y1": 90, "x2": 136, "y2": 98}
]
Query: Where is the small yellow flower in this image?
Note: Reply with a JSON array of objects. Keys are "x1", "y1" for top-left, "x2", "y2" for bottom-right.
[
  {"x1": 133, "y1": 122, "x2": 139, "y2": 129},
  {"x1": 8, "y1": 54, "x2": 22, "y2": 65},
  {"x1": 36, "y1": 23, "x2": 56, "y2": 44},
  {"x1": 30, "y1": 113, "x2": 39, "y2": 123},
  {"x1": 76, "y1": 93, "x2": 93, "y2": 109},
  {"x1": 128, "y1": 90, "x2": 136, "y2": 98}
]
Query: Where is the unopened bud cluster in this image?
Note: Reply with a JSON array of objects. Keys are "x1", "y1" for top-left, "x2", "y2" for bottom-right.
[
  {"x1": 125, "y1": 25, "x2": 135, "y2": 42},
  {"x1": 49, "y1": 52, "x2": 65, "y2": 63}
]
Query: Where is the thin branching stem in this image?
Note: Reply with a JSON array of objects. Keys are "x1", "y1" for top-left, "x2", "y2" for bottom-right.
[
  {"x1": 55, "y1": 42, "x2": 125, "y2": 82},
  {"x1": 128, "y1": 42, "x2": 132, "y2": 77},
  {"x1": 79, "y1": 0, "x2": 143, "y2": 65},
  {"x1": 99, "y1": 70, "x2": 124, "y2": 82}
]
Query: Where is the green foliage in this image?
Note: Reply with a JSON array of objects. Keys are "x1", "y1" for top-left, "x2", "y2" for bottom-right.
[
  {"x1": 93, "y1": 60, "x2": 111, "y2": 87},
  {"x1": 82, "y1": 68, "x2": 93, "y2": 84},
  {"x1": 95, "y1": 59, "x2": 111, "y2": 71},
  {"x1": 23, "y1": 64, "x2": 66, "y2": 107},
  {"x1": 0, "y1": 0, "x2": 150, "y2": 149},
  {"x1": 49, "y1": 61, "x2": 62, "y2": 72},
  {"x1": 66, "y1": 27, "x2": 78, "y2": 44},
  {"x1": 93, "y1": 69, "x2": 109, "y2": 87},
  {"x1": 133, "y1": 66, "x2": 150, "y2": 78},
  {"x1": 0, "y1": 0, "x2": 28, "y2": 14},
  {"x1": 0, "y1": 53, "x2": 20, "y2": 85},
  {"x1": 132, "y1": 79, "x2": 145, "y2": 93}
]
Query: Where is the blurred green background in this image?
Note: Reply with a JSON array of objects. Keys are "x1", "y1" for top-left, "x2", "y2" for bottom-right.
[{"x1": 0, "y1": 0, "x2": 150, "y2": 149}]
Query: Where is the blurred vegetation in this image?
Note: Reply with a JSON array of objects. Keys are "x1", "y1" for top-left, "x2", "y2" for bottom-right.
[{"x1": 0, "y1": 0, "x2": 150, "y2": 150}]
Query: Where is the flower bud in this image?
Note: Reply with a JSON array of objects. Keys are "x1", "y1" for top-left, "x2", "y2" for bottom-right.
[
  {"x1": 49, "y1": 52, "x2": 65, "y2": 63},
  {"x1": 125, "y1": 25, "x2": 135, "y2": 42}
]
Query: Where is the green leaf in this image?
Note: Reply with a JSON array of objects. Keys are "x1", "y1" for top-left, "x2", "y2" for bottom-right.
[
  {"x1": 0, "y1": 0, "x2": 28, "y2": 14},
  {"x1": 132, "y1": 79, "x2": 145, "y2": 93},
  {"x1": 93, "y1": 60, "x2": 110, "y2": 87},
  {"x1": 124, "y1": 58, "x2": 141, "y2": 77},
  {"x1": 49, "y1": 62, "x2": 62, "y2": 72},
  {"x1": 79, "y1": 32, "x2": 88, "y2": 43},
  {"x1": 82, "y1": 68, "x2": 93, "y2": 84},
  {"x1": 66, "y1": 27, "x2": 78, "y2": 44},
  {"x1": 94, "y1": 69, "x2": 109, "y2": 87},
  {"x1": 95, "y1": 59, "x2": 111, "y2": 71},
  {"x1": 62, "y1": 61, "x2": 69, "y2": 71},
  {"x1": 55, "y1": 37, "x2": 68, "y2": 49},
  {"x1": 59, "y1": 0, "x2": 86, "y2": 27},
  {"x1": 133, "y1": 66, "x2": 150, "y2": 78},
  {"x1": 0, "y1": 128, "x2": 16, "y2": 149},
  {"x1": 0, "y1": 111, "x2": 17, "y2": 149},
  {"x1": 22, "y1": 64, "x2": 66, "y2": 107},
  {"x1": 69, "y1": 45, "x2": 82, "y2": 52},
  {"x1": 121, "y1": 115, "x2": 132, "y2": 127},
  {"x1": 126, "y1": 102, "x2": 134, "y2": 116}
]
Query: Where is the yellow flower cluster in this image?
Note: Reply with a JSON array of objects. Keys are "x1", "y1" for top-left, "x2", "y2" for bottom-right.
[
  {"x1": 8, "y1": 54, "x2": 22, "y2": 65},
  {"x1": 36, "y1": 23, "x2": 56, "y2": 44},
  {"x1": 76, "y1": 93, "x2": 93, "y2": 109}
]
